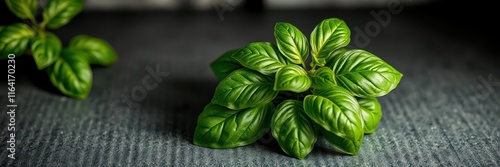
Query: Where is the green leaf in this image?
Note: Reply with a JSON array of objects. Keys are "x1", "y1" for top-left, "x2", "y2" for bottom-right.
[
  {"x1": 310, "y1": 18, "x2": 350, "y2": 59},
  {"x1": 68, "y1": 35, "x2": 118, "y2": 66},
  {"x1": 31, "y1": 32, "x2": 62, "y2": 69},
  {"x1": 42, "y1": 0, "x2": 84, "y2": 29},
  {"x1": 194, "y1": 103, "x2": 274, "y2": 148},
  {"x1": 5, "y1": 0, "x2": 38, "y2": 20},
  {"x1": 311, "y1": 67, "x2": 336, "y2": 90},
  {"x1": 274, "y1": 64, "x2": 311, "y2": 93},
  {"x1": 271, "y1": 100, "x2": 318, "y2": 159},
  {"x1": 0, "y1": 23, "x2": 34, "y2": 59},
  {"x1": 321, "y1": 127, "x2": 363, "y2": 155},
  {"x1": 357, "y1": 97, "x2": 382, "y2": 134},
  {"x1": 309, "y1": 86, "x2": 365, "y2": 155},
  {"x1": 210, "y1": 49, "x2": 242, "y2": 80},
  {"x1": 274, "y1": 22, "x2": 309, "y2": 65},
  {"x1": 303, "y1": 87, "x2": 363, "y2": 142},
  {"x1": 232, "y1": 42, "x2": 289, "y2": 75},
  {"x1": 330, "y1": 49, "x2": 403, "y2": 97},
  {"x1": 46, "y1": 48, "x2": 92, "y2": 99},
  {"x1": 324, "y1": 48, "x2": 348, "y2": 68},
  {"x1": 212, "y1": 68, "x2": 278, "y2": 110}
]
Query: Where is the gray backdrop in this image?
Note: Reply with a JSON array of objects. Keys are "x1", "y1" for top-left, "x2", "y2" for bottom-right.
[{"x1": 0, "y1": 1, "x2": 499, "y2": 166}]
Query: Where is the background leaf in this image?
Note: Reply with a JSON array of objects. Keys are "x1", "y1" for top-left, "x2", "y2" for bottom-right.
[
  {"x1": 274, "y1": 64, "x2": 311, "y2": 93},
  {"x1": 194, "y1": 103, "x2": 274, "y2": 148},
  {"x1": 272, "y1": 100, "x2": 318, "y2": 159},
  {"x1": 357, "y1": 97, "x2": 382, "y2": 134},
  {"x1": 310, "y1": 18, "x2": 350, "y2": 59},
  {"x1": 330, "y1": 49, "x2": 403, "y2": 97},
  {"x1": 46, "y1": 48, "x2": 92, "y2": 99},
  {"x1": 210, "y1": 49, "x2": 242, "y2": 80},
  {"x1": 303, "y1": 87, "x2": 363, "y2": 142},
  {"x1": 321, "y1": 127, "x2": 363, "y2": 155},
  {"x1": 311, "y1": 67, "x2": 336, "y2": 90},
  {"x1": 42, "y1": 0, "x2": 84, "y2": 29},
  {"x1": 232, "y1": 42, "x2": 289, "y2": 75},
  {"x1": 274, "y1": 22, "x2": 309, "y2": 65},
  {"x1": 31, "y1": 32, "x2": 62, "y2": 69},
  {"x1": 69, "y1": 35, "x2": 118, "y2": 66},
  {"x1": 5, "y1": 0, "x2": 38, "y2": 20},
  {"x1": 0, "y1": 23, "x2": 34, "y2": 59},
  {"x1": 212, "y1": 68, "x2": 278, "y2": 110}
]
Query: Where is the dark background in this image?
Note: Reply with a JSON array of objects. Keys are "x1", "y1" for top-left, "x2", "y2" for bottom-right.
[{"x1": 1, "y1": 0, "x2": 499, "y2": 166}]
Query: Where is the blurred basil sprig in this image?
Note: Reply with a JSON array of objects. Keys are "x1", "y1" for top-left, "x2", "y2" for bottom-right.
[{"x1": 1, "y1": 0, "x2": 117, "y2": 99}]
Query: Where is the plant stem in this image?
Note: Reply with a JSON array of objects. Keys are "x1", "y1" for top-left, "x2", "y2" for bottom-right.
[
  {"x1": 39, "y1": 21, "x2": 47, "y2": 31},
  {"x1": 29, "y1": 17, "x2": 37, "y2": 26},
  {"x1": 311, "y1": 55, "x2": 319, "y2": 70}
]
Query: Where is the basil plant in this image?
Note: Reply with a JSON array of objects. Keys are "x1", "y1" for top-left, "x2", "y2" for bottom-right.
[
  {"x1": 194, "y1": 18, "x2": 402, "y2": 159},
  {"x1": 1, "y1": 0, "x2": 117, "y2": 99}
]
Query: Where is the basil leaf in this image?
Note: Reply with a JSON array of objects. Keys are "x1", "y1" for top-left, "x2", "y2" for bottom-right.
[
  {"x1": 42, "y1": 0, "x2": 84, "y2": 29},
  {"x1": 303, "y1": 87, "x2": 363, "y2": 142},
  {"x1": 68, "y1": 35, "x2": 118, "y2": 66},
  {"x1": 272, "y1": 100, "x2": 318, "y2": 159},
  {"x1": 357, "y1": 97, "x2": 382, "y2": 134},
  {"x1": 210, "y1": 49, "x2": 242, "y2": 80},
  {"x1": 194, "y1": 103, "x2": 274, "y2": 148},
  {"x1": 46, "y1": 48, "x2": 92, "y2": 99},
  {"x1": 311, "y1": 67, "x2": 336, "y2": 90},
  {"x1": 274, "y1": 64, "x2": 311, "y2": 93},
  {"x1": 0, "y1": 23, "x2": 34, "y2": 59},
  {"x1": 324, "y1": 48, "x2": 348, "y2": 68},
  {"x1": 310, "y1": 18, "x2": 350, "y2": 59},
  {"x1": 232, "y1": 42, "x2": 289, "y2": 75},
  {"x1": 320, "y1": 127, "x2": 363, "y2": 155},
  {"x1": 212, "y1": 68, "x2": 278, "y2": 110},
  {"x1": 5, "y1": 0, "x2": 38, "y2": 20},
  {"x1": 31, "y1": 32, "x2": 62, "y2": 69},
  {"x1": 331, "y1": 49, "x2": 403, "y2": 97},
  {"x1": 274, "y1": 22, "x2": 309, "y2": 65}
]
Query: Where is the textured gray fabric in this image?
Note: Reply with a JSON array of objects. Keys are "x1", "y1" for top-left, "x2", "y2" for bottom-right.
[{"x1": 1, "y1": 9, "x2": 499, "y2": 166}]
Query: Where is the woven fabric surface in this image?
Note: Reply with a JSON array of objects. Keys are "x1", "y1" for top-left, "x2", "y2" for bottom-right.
[{"x1": 1, "y1": 8, "x2": 499, "y2": 166}]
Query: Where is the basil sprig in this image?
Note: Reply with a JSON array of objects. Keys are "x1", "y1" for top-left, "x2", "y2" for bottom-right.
[
  {"x1": 195, "y1": 18, "x2": 403, "y2": 159},
  {"x1": 1, "y1": 0, "x2": 117, "y2": 99}
]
